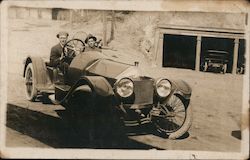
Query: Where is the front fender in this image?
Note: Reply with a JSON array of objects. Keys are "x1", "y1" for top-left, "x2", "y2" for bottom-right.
[
  {"x1": 56, "y1": 76, "x2": 114, "y2": 105},
  {"x1": 72, "y1": 76, "x2": 114, "y2": 97},
  {"x1": 171, "y1": 79, "x2": 192, "y2": 100}
]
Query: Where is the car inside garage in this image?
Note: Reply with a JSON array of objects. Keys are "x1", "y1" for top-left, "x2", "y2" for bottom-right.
[
  {"x1": 237, "y1": 39, "x2": 246, "y2": 74},
  {"x1": 200, "y1": 37, "x2": 234, "y2": 73}
]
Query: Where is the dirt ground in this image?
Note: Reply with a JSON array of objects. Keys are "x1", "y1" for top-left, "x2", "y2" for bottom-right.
[{"x1": 5, "y1": 18, "x2": 243, "y2": 151}]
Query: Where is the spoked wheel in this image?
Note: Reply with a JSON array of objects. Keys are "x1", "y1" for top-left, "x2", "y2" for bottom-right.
[
  {"x1": 63, "y1": 39, "x2": 85, "y2": 58},
  {"x1": 151, "y1": 95, "x2": 192, "y2": 139},
  {"x1": 25, "y1": 63, "x2": 38, "y2": 101}
]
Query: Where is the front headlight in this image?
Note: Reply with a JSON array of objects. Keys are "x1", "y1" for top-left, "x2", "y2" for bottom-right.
[
  {"x1": 155, "y1": 79, "x2": 171, "y2": 98},
  {"x1": 115, "y1": 78, "x2": 134, "y2": 98}
]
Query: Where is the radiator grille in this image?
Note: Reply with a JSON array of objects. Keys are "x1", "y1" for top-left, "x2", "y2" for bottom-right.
[{"x1": 133, "y1": 79, "x2": 154, "y2": 104}]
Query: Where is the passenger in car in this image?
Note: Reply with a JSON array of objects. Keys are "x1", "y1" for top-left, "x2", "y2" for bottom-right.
[{"x1": 84, "y1": 34, "x2": 102, "y2": 52}]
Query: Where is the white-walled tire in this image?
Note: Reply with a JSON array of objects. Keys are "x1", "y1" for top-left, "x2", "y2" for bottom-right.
[
  {"x1": 152, "y1": 95, "x2": 192, "y2": 139},
  {"x1": 168, "y1": 103, "x2": 192, "y2": 139},
  {"x1": 25, "y1": 63, "x2": 38, "y2": 101}
]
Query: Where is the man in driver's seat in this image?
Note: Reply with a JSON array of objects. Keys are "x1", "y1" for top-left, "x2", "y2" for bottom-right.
[{"x1": 49, "y1": 31, "x2": 69, "y2": 83}]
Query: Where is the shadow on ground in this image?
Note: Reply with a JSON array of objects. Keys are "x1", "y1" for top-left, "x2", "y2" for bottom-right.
[{"x1": 6, "y1": 103, "x2": 161, "y2": 149}]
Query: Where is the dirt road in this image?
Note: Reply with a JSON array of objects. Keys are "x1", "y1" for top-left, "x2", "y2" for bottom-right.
[{"x1": 5, "y1": 18, "x2": 243, "y2": 151}]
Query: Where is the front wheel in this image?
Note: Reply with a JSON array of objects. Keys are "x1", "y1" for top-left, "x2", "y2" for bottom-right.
[
  {"x1": 222, "y1": 64, "x2": 227, "y2": 74},
  {"x1": 151, "y1": 95, "x2": 192, "y2": 139},
  {"x1": 203, "y1": 62, "x2": 208, "y2": 72},
  {"x1": 25, "y1": 63, "x2": 38, "y2": 101}
]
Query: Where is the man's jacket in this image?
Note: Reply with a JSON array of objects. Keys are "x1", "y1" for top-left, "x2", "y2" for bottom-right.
[{"x1": 50, "y1": 43, "x2": 63, "y2": 67}]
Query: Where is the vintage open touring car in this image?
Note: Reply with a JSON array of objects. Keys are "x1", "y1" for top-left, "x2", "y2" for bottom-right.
[
  {"x1": 23, "y1": 38, "x2": 192, "y2": 140},
  {"x1": 202, "y1": 50, "x2": 229, "y2": 74}
]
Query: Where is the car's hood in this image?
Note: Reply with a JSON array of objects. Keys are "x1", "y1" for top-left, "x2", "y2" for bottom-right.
[
  {"x1": 86, "y1": 58, "x2": 148, "y2": 79},
  {"x1": 115, "y1": 65, "x2": 148, "y2": 79}
]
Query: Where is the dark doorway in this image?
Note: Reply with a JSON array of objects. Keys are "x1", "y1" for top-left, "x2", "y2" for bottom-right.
[
  {"x1": 163, "y1": 34, "x2": 196, "y2": 70},
  {"x1": 237, "y1": 39, "x2": 246, "y2": 74},
  {"x1": 52, "y1": 8, "x2": 69, "y2": 20},
  {"x1": 201, "y1": 37, "x2": 234, "y2": 73},
  {"x1": 52, "y1": 8, "x2": 60, "y2": 20}
]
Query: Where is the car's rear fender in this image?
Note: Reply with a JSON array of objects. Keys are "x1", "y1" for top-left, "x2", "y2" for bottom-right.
[{"x1": 23, "y1": 56, "x2": 51, "y2": 86}]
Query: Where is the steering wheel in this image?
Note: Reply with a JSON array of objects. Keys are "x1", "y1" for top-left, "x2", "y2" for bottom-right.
[{"x1": 63, "y1": 38, "x2": 85, "y2": 59}]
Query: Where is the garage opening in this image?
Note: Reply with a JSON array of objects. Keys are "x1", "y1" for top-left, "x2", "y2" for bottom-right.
[
  {"x1": 163, "y1": 34, "x2": 196, "y2": 69},
  {"x1": 52, "y1": 8, "x2": 69, "y2": 20},
  {"x1": 200, "y1": 37, "x2": 234, "y2": 73},
  {"x1": 52, "y1": 8, "x2": 60, "y2": 20},
  {"x1": 237, "y1": 39, "x2": 246, "y2": 74}
]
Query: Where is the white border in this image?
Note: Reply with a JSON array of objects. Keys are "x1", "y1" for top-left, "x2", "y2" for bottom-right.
[
  {"x1": 0, "y1": 0, "x2": 249, "y2": 159},
  {"x1": 4, "y1": 0, "x2": 250, "y2": 13},
  {"x1": 0, "y1": 1, "x2": 8, "y2": 158}
]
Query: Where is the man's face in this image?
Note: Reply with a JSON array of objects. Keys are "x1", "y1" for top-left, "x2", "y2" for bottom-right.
[
  {"x1": 59, "y1": 35, "x2": 68, "y2": 46},
  {"x1": 88, "y1": 38, "x2": 96, "y2": 48}
]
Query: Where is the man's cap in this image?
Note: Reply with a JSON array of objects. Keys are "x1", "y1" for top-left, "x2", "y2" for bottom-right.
[
  {"x1": 56, "y1": 31, "x2": 69, "y2": 38},
  {"x1": 85, "y1": 34, "x2": 97, "y2": 43}
]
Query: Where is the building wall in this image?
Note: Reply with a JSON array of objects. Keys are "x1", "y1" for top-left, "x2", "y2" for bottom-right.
[
  {"x1": 29, "y1": 8, "x2": 39, "y2": 18},
  {"x1": 154, "y1": 12, "x2": 247, "y2": 74},
  {"x1": 16, "y1": 7, "x2": 29, "y2": 19},
  {"x1": 159, "y1": 12, "x2": 246, "y2": 30},
  {"x1": 8, "y1": 7, "x2": 17, "y2": 18},
  {"x1": 40, "y1": 8, "x2": 52, "y2": 19},
  {"x1": 8, "y1": 7, "x2": 52, "y2": 19}
]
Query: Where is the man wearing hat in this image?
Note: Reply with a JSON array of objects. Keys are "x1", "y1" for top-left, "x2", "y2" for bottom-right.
[
  {"x1": 49, "y1": 31, "x2": 69, "y2": 68},
  {"x1": 48, "y1": 31, "x2": 69, "y2": 83},
  {"x1": 84, "y1": 34, "x2": 101, "y2": 52}
]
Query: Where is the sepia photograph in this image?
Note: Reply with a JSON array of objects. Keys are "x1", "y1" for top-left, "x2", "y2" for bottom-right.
[{"x1": 0, "y1": 0, "x2": 249, "y2": 159}]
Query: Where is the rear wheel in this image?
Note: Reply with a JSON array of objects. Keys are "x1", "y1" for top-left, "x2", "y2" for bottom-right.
[
  {"x1": 222, "y1": 64, "x2": 227, "y2": 74},
  {"x1": 240, "y1": 66, "x2": 244, "y2": 74},
  {"x1": 152, "y1": 95, "x2": 192, "y2": 139},
  {"x1": 203, "y1": 62, "x2": 208, "y2": 72},
  {"x1": 25, "y1": 63, "x2": 38, "y2": 101}
]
